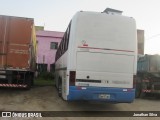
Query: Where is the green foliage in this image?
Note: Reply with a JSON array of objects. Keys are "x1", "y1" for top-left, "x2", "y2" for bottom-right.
[
  {"x1": 34, "y1": 78, "x2": 54, "y2": 86},
  {"x1": 35, "y1": 72, "x2": 55, "y2": 86},
  {"x1": 38, "y1": 72, "x2": 54, "y2": 80}
]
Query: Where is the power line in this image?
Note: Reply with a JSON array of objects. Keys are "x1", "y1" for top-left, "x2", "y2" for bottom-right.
[{"x1": 146, "y1": 34, "x2": 160, "y2": 40}]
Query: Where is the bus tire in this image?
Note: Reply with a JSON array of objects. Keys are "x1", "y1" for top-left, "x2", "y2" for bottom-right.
[{"x1": 58, "y1": 79, "x2": 62, "y2": 97}]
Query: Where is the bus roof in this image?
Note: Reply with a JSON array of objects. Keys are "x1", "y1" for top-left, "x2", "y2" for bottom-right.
[{"x1": 71, "y1": 11, "x2": 137, "y2": 52}]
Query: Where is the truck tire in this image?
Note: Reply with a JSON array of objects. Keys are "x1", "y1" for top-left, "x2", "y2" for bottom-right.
[
  {"x1": 25, "y1": 75, "x2": 32, "y2": 90},
  {"x1": 140, "y1": 92, "x2": 146, "y2": 98},
  {"x1": 31, "y1": 78, "x2": 34, "y2": 87},
  {"x1": 31, "y1": 78, "x2": 34, "y2": 86},
  {"x1": 135, "y1": 88, "x2": 141, "y2": 98},
  {"x1": 135, "y1": 76, "x2": 142, "y2": 98},
  {"x1": 140, "y1": 81, "x2": 148, "y2": 98}
]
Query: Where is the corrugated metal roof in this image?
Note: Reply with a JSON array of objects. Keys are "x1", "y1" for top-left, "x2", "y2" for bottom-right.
[{"x1": 36, "y1": 30, "x2": 64, "y2": 38}]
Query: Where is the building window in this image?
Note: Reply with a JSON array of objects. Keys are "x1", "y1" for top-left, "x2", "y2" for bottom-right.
[{"x1": 50, "y1": 42, "x2": 58, "y2": 49}]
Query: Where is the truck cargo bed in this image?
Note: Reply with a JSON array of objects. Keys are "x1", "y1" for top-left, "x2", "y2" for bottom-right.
[
  {"x1": 137, "y1": 54, "x2": 160, "y2": 73},
  {"x1": 0, "y1": 15, "x2": 36, "y2": 89},
  {"x1": 0, "y1": 15, "x2": 36, "y2": 71}
]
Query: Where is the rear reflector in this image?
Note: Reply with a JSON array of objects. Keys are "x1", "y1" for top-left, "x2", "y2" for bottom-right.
[
  {"x1": 0, "y1": 84, "x2": 27, "y2": 88},
  {"x1": 133, "y1": 75, "x2": 136, "y2": 88},
  {"x1": 142, "y1": 89, "x2": 151, "y2": 93},
  {"x1": 69, "y1": 71, "x2": 76, "y2": 86}
]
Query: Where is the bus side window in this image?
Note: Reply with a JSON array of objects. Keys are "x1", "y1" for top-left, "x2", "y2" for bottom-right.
[
  {"x1": 65, "y1": 22, "x2": 71, "y2": 51},
  {"x1": 55, "y1": 21, "x2": 71, "y2": 62},
  {"x1": 62, "y1": 33, "x2": 66, "y2": 54}
]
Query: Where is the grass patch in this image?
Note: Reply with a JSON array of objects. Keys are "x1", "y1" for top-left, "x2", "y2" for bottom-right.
[
  {"x1": 34, "y1": 72, "x2": 55, "y2": 86},
  {"x1": 34, "y1": 77, "x2": 55, "y2": 86}
]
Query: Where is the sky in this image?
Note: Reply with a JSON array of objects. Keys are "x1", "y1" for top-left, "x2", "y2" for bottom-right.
[{"x1": 0, "y1": 0, "x2": 160, "y2": 54}]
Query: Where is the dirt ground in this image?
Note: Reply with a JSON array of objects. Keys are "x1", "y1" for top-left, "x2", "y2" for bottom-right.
[{"x1": 0, "y1": 86, "x2": 160, "y2": 120}]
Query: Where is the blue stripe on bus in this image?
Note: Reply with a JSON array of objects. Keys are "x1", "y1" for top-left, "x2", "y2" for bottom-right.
[{"x1": 67, "y1": 86, "x2": 135, "y2": 103}]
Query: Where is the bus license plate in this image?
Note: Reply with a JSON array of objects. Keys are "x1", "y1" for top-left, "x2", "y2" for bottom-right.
[{"x1": 99, "y1": 94, "x2": 110, "y2": 99}]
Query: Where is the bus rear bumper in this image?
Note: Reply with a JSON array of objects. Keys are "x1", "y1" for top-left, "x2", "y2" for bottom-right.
[{"x1": 67, "y1": 86, "x2": 135, "y2": 103}]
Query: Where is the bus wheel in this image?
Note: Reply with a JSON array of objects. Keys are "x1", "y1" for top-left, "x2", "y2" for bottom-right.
[{"x1": 58, "y1": 80, "x2": 62, "y2": 97}]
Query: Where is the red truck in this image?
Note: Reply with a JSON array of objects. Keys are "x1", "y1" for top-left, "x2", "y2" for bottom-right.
[{"x1": 0, "y1": 15, "x2": 37, "y2": 89}]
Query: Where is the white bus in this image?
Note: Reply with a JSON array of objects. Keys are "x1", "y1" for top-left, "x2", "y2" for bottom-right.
[{"x1": 55, "y1": 11, "x2": 137, "y2": 103}]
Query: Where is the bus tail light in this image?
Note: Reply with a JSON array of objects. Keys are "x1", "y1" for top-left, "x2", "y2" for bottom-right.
[
  {"x1": 133, "y1": 75, "x2": 136, "y2": 88},
  {"x1": 69, "y1": 71, "x2": 76, "y2": 86}
]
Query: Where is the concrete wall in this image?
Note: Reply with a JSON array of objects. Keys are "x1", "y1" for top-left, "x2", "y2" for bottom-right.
[{"x1": 36, "y1": 31, "x2": 64, "y2": 72}]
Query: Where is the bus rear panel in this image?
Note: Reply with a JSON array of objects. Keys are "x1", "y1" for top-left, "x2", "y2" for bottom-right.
[{"x1": 55, "y1": 11, "x2": 137, "y2": 103}]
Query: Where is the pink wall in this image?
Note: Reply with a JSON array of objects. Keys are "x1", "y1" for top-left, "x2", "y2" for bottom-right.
[{"x1": 36, "y1": 31, "x2": 64, "y2": 72}]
